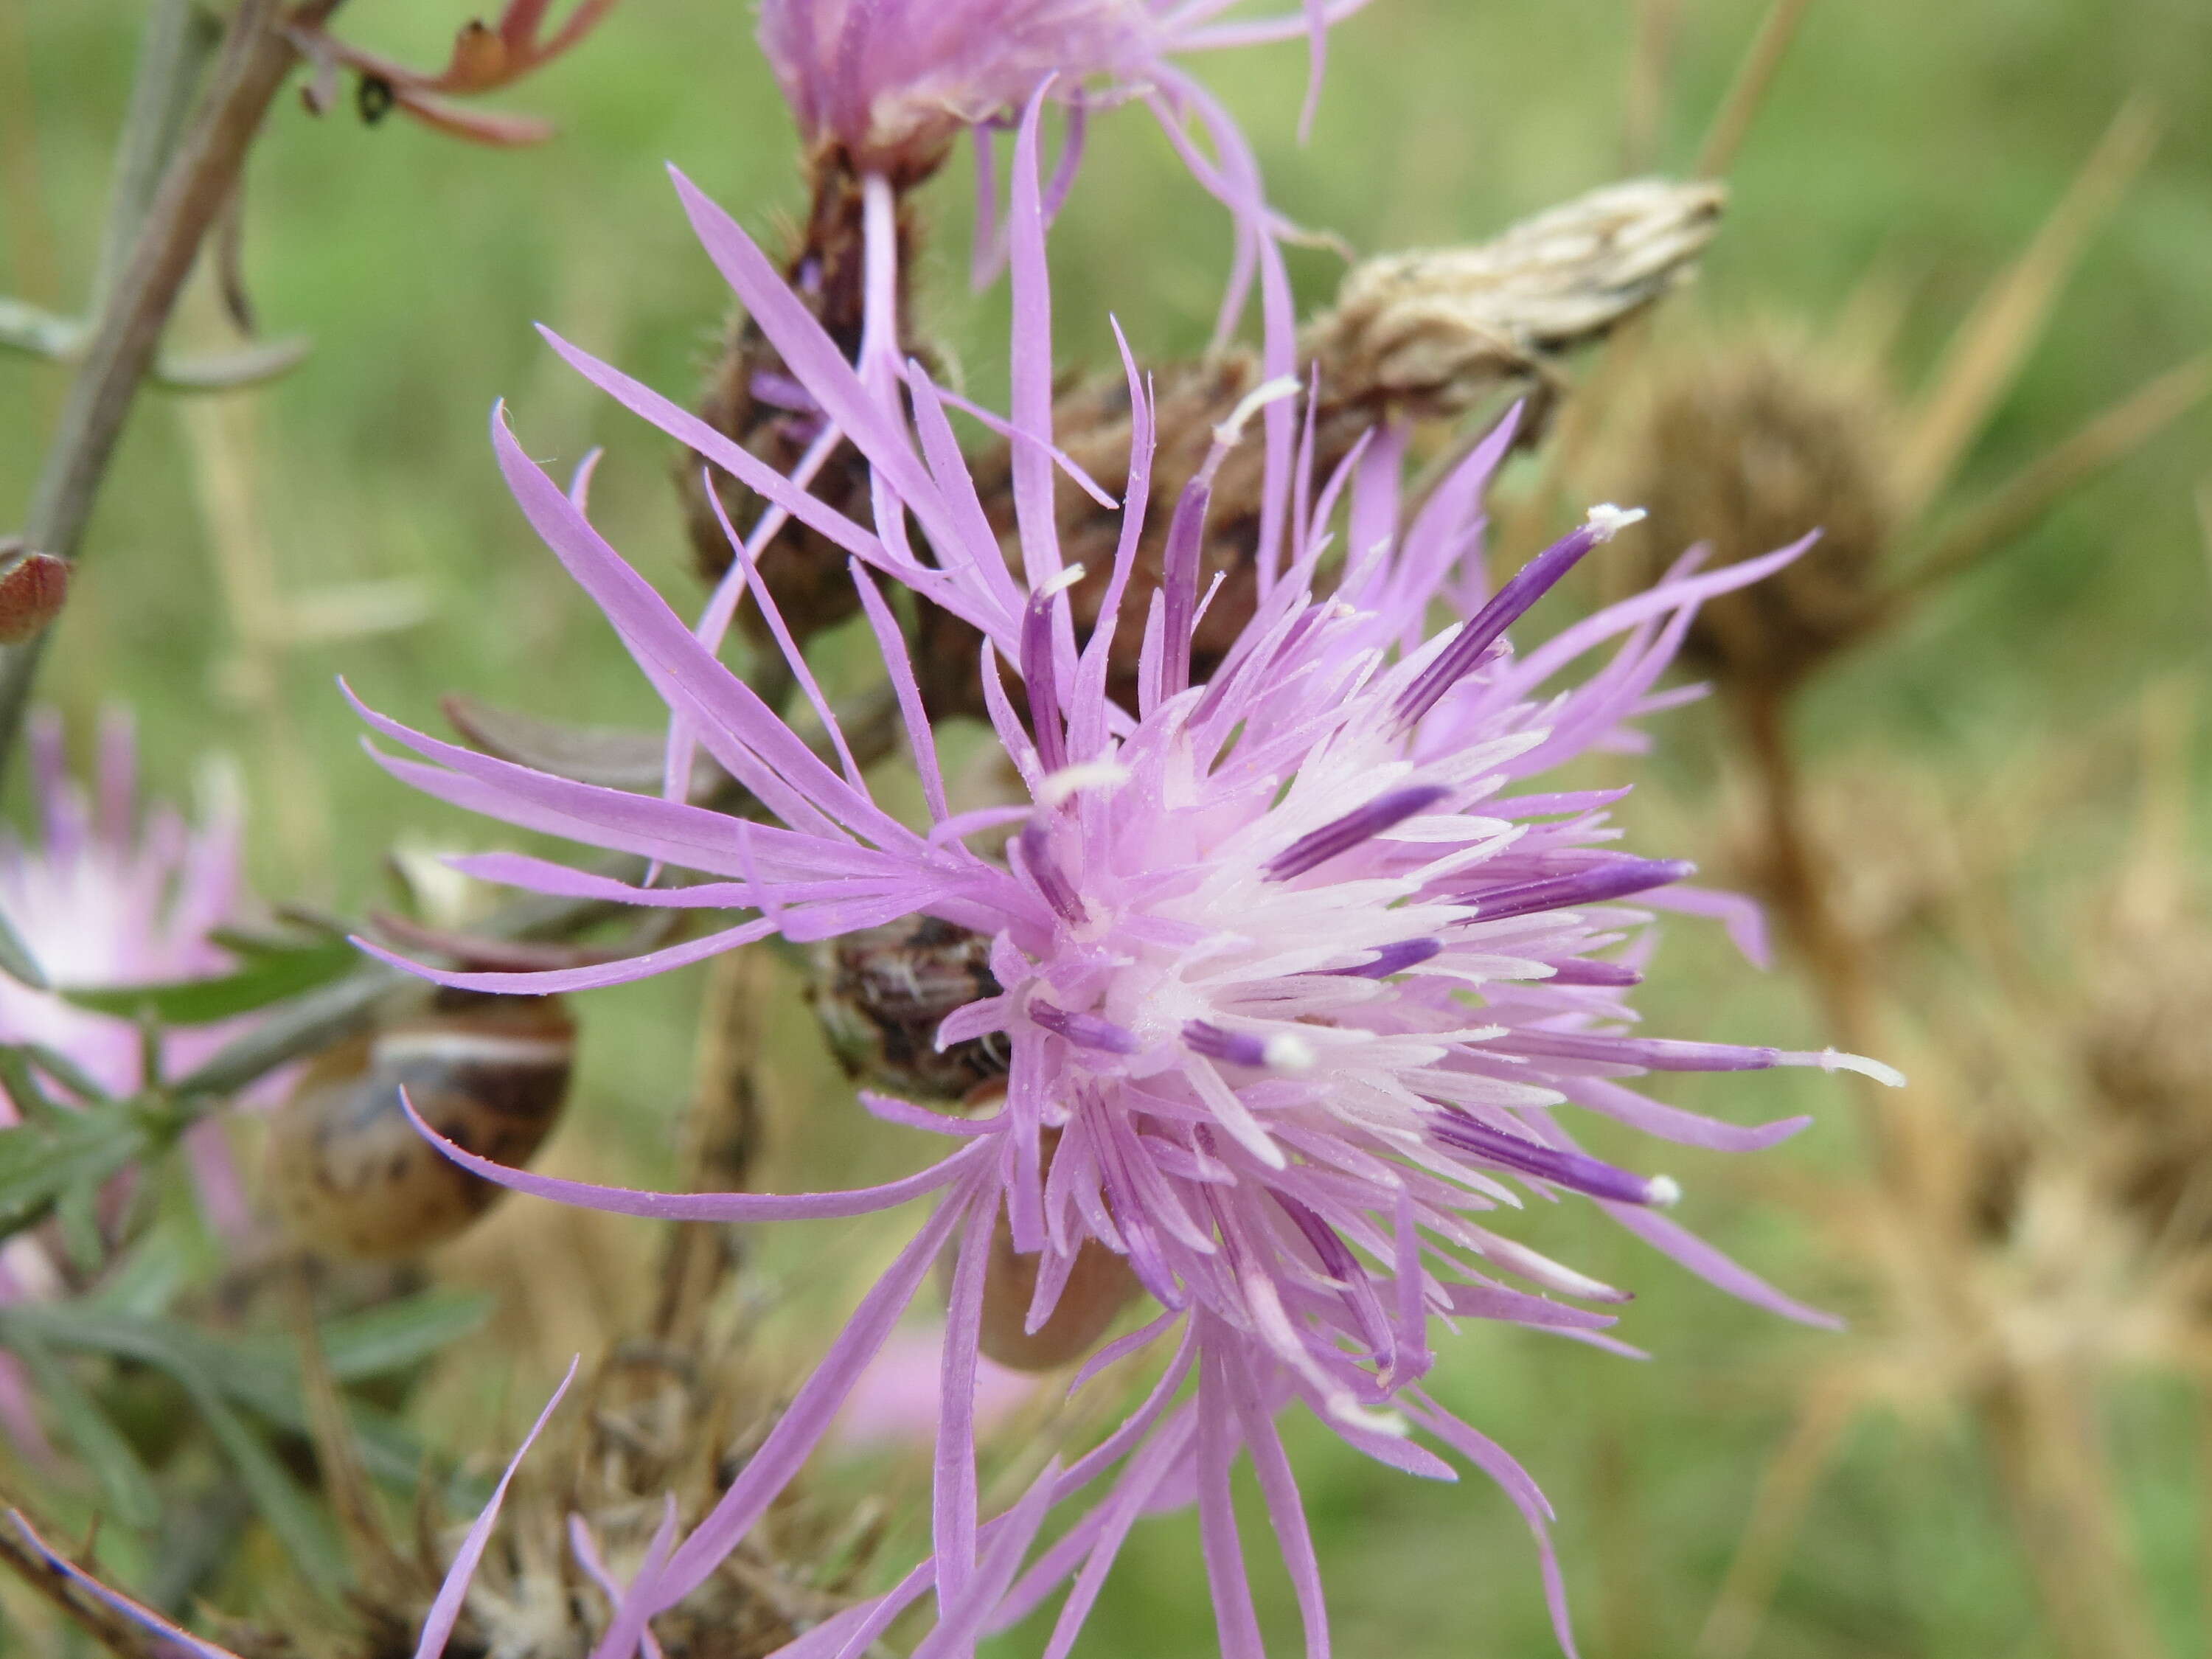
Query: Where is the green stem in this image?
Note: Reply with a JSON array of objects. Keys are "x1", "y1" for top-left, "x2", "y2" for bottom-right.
[
  {"x1": 0, "y1": 0, "x2": 342, "y2": 786},
  {"x1": 91, "y1": 0, "x2": 223, "y2": 310}
]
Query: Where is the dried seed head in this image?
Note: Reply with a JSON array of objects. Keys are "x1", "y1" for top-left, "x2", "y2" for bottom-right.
[
  {"x1": 2079, "y1": 903, "x2": 2212, "y2": 1252},
  {"x1": 918, "y1": 355, "x2": 1289, "y2": 720},
  {"x1": 1305, "y1": 178, "x2": 1726, "y2": 426},
  {"x1": 1625, "y1": 337, "x2": 1902, "y2": 691},
  {"x1": 921, "y1": 181, "x2": 1725, "y2": 721},
  {"x1": 807, "y1": 917, "x2": 1010, "y2": 1100},
  {"x1": 358, "y1": 1342, "x2": 853, "y2": 1659}
]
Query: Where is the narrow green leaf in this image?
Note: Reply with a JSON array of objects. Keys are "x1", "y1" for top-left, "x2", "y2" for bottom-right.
[
  {"x1": 0, "y1": 1305, "x2": 434, "y2": 1490},
  {"x1": 174, "y1": 1371, "x2": 349, "y2": 1596},
  {"x1": 314, "y1": 1290, "x2": 493, "y2": 1381},
  {"x1": 0, "y1": 1104, "x2": 151, "y2": 1241},
  {"x1": 153, "y1": 333, "x2": 313, "y2": 392},
  {"x1": 7, "y1": 1334, "x2": 161, "y2": 1529},
  {"x1": 17, "y1": 1043, "x2": 111, "y2": 1105},
  {"x1": 0, "y1": 902, "x2": 49, "y2": 991},
  {"x1": 52, "y1": 1177, "x2": 103, "y2": 1276},
  {"x1": 61, "y1": 941, "x2": 362, "y2": 1026}
]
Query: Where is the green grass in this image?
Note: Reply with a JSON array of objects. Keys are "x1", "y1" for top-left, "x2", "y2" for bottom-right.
[{"x1": 5, "y1": 1, "x2": 2211, "y2": 1655}]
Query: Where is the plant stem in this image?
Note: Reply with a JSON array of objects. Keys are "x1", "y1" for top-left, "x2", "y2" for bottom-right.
[
  {"x1": 91, "y1": 0, "x2": 223, "y2": 309},
  {"x1": 1980, "y1": 1363, "x2": 2171, "y2": 1659},
  {"x1": 0, "y1": 0, "x2": 342, "y2": 785},
  {"x1": 1731, "y1": 686, "x2": 1904, "y2": 1175}
]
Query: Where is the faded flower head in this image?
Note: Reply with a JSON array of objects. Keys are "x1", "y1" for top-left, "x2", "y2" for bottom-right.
[
  {"x1": 358, "y1": 119, "x2": 1892, "y2": 1656},
  {"x1": 1622, "y1": 334, "x2": 1902, "y2": 692},
  {"x1": 0, "y1": 710, "x2": 246, "y2": 1110}
]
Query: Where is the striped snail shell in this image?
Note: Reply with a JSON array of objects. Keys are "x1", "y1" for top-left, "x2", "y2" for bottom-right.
[
  {"x1": 807, "y1": 917, "x2": 1009, "y2": 1102},
  {"x1": 265, "y1": 992, "x2": 574, "y2": 1261}
]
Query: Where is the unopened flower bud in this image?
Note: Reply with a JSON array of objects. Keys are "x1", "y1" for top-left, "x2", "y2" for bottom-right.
[
  {"x1": 807, "y1": 917, "x2": 1009, "y2": 1100},
  {"x1": 0, "y1": 541, "x2": 68, "y2": 644},
  {"x1": 676, "y1": 153, "x2": 930, "y2": 644}
]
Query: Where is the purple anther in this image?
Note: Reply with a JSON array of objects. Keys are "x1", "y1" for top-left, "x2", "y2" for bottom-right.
[
  {"x1": 1021, "y1": 585, "x2": 1068, "y2": 774},
  {"x1": 1430, "y1": 1110, "x2": 1667, "y2": 1205},
  {"x1": 1158, "y1": 475, "x2": 1214, "y2": 701},
  {"x1": 1463, "y1": 858, "x2": 1692, "y2": 925},
  {"x1": 1019, "y1": 818, "x2": 1086, "y2": 925},
  {"x1": 1541, "y1": 958, "x2": 1643, "y2": 988},
  {"x1": 1183, "y1": 1020, "x2": 1269, "y2": 1067},
  {"x1": 1395, "y1": 513, "x2": 1628, "y2": 729},
  {"x1": 1498, "y1": 1030, "x2": 1778, "y2": 1073},
  {"x1": 1183, "y1": 1020, "x2": 1315, "y2": 1072},
  {"x1": 1030, "y1": 998, "x2": 1141, "y2": 1054},
  {"x1": 1267, "y1": 785, "x2": 1450, "y2": 881},
  {"x1": 1319, "y1": 938, "x2": 1444, "y2": 978}
]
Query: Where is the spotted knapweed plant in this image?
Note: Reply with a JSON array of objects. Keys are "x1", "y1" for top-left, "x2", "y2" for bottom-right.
[{"x1": 356, "y1": 102, "x2": 1897, "y2": 1658}]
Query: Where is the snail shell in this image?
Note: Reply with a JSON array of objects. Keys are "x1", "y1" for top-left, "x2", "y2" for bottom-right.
[
  {"x1": 977, "y1": 1221, "x2": 1142, "y2": 1373},
  {"x1": 807, "y1": 918, "x2": 1009, "y2": 1101},
  {"x1": 964, "y1": 1117, "x2": 1143, "y2": 1373},
  {"x1": 265, "y1": 994, "x2": 574, "y2": 1261}
]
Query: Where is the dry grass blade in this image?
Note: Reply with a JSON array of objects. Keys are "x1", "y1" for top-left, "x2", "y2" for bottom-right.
[
  {"x1": 1896, "y1": 97, "x2": 2160, "y2": 517},
  {"x1": 1898, "y1": 352, "x2": 2211, "y2": 602},
  {"x1": 1981, "y1": 1364, "x2": 2171, "y2": 1659},
  {"x1": 1694, "y1": 1378, "x2": 1860, "y2": 1659},
  {"x1": 1694, "y1": 0, "x2": 1817, "y2": 178},
  {"x1": 2195, "y1": 479, "x2": 2212, "y2": 621},
  {"x1": 652, "y1": 943, "x2": 779, "y2": 1346},
  {"x1": 1621, "y1": 0, "x2": 1683, "y2": 173}
]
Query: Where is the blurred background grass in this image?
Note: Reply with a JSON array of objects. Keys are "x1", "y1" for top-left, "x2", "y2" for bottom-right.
[{"x1": 4, "y1": 1, "x2": 2211, "y2": 1655}]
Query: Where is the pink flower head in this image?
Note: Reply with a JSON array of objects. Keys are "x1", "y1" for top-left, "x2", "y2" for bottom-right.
[
  {"x1": 837, "y1": 1321, "x2": 1038, "y2": 1453},
  {"x1": 0, "y1": 710, "x2": 246, "y2": 1110},
  {"x1": 357, "y1": 123, "x2": 1898, "y2": 1658},
  {"x1": 0, "y1": 710, "x2": 258, "y2": 1458},
  {"x1": 761, "y1": 0, "x2": 1364, "y2": 177}
]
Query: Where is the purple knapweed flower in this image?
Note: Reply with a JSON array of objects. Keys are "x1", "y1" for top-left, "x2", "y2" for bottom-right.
[
  {"x1": 0, "y1": 712, "x2": 262, "y2": 1457},
  {"x1": 0, "y1": 712, "x2": 247, "y2": 1105},
  {"x1": 836, "y1": 1321, "x2": 1039, "y2": 1454},
  {"x1": 0, "y1": 712, "x2": 265, "y2": 1230},
  {"x1": 355, "y1": 116, "x2": 1898, "y2": 1659},
  {"x1": 760, "y1": 0, "x2": 1364, "y2": 211}
]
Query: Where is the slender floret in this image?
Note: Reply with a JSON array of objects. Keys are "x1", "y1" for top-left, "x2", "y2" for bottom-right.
[{"x1": 358, "y1": 119, "x2": 1898, "y2": 1658}]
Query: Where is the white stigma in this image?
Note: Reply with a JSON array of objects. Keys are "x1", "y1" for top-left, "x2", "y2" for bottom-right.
[
  {"x1": 1820, "y1": 1048, "x2": 1907, "y2": 1088},
  {"x1": 1038, "y1": 563, "x2": 1087, "y2": 598},
  {"x1": 1037, "y1": 759, "x2": 1132, "y2": 808},
  {"x1": 1214, "y1": 375, "x2": 1304, "y2": 447},
  {"x1": 1263, "y1": 1032, "x2": 1318, "y2": 1074},
  {"x1": 1644, "y1": 1174, "x2": 1683, "y2": 1208},
  {"x1": 1584, "y1": 503, "x2": 1647, "y2": 542}
]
